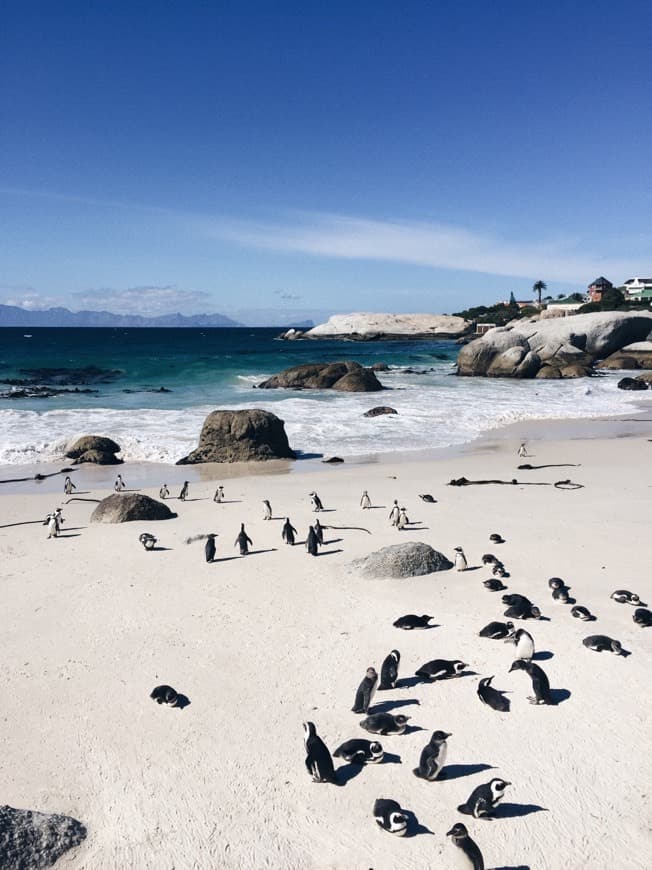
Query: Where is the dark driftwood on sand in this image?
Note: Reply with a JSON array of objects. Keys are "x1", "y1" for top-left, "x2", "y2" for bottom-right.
[
  {"x1": 518, "y1": 463, "x2": 580, "y2": 470},
  {"x1": 65, "y1": 497, "x2": 101, "y2": 503},
  {"x1": 321, "y1": 524, "x2": 372, "y2": 534},
  {"x1": 0, "y1": 467, "x2": 76, "y2": 485},
  {"x1": 448, "y1": 476, "x2": 583, "y2": 490}
]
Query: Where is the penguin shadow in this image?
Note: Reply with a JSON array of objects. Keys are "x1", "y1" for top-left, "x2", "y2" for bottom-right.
[
  {"x1": 178, "y1": 497, "x2": 208, "y2": 502},
  {"x1": 323, "y1": 538, "x2": 342, "y2": 546},
  {"x1": 380, "y1": 752, "x2": 402, "y2": 765},
  {"x1": 532, "y1": 651, "x2": 554, "y2": 661},
  {"x1": 121, "y1": 488, "x2": 142, "y2": 492},
  {"x1": 212, "y1": 556, "x2": 242, "y2": 563},
  {"x1": 149, "y1": 545, "x2": 173, "y2": 551},
  {"x1": 173, "y1": 694, "x2": 191, "y2": 709},
  {"x1": 367, "y1": 506, "x2": 387, "y2": 510},
  {"x1": 371, "y1": 698, "x2": 420, "y2": 714},
  {"x1": 461, "y1": 566, "x2": 483, "y2": 572},
  {"x1": 247, "y1": 548, "x2": 278, "y2": 556},
  {"x1": 62, "y1": 526, "x2": 87, "y2": 532},
  {"x1": 396, "y1": 676, "x2": 428, "y2": 689},
  {"x1": 403, "y1": 724, "x2": 426, "y2": 735},
  {"x1": 334, "y1": 763, "x2": 368, "y2": 785},
  {"x1": 492, "y1": 866, "x2": 531, "y2": 870},
  {"x1": 56, "y1": 533, "x2": 82, "y2": 538},
  {"x1": 215, "y1": 499, "x2": 242, "y2": 504},
  {"x1": 439, "y1": 762, "x2": 494, "y2": 780},
  {"x1": 402, "y1": 523, "x2": 429, "y2": 531},
  {"x1": 315, "y1": 548, "x2": 344, "y2": 557},
  {"x1": 494, "y1": 803, "x2": 548, "y2": 819},
  {"x1": 314, "y1": 508, "x2": 337, "y2": 513},
  {"x1": 549, "y1": 688, "x2": 572, "y2": 704},
  {"x1": 403, "y1": 810, "x2": 434, "y2": 837}
]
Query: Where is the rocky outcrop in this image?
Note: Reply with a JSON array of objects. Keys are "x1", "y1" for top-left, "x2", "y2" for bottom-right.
[
  {"x1": 91, "y1": 493, "x2": 177, "y2": 523},
  {"x1": 0, "y1": 804, "x2": 87, "y2": 869},
  {"x1": 596, "y1": 341, "x2": 652, "y2": 370},
  {"x1": 457, "y1": 311, "x2": 652, "y2": 379},
  {"x1": 352, "y1": 542, "x2": 453, "y2": 579},
  {"x1": 363, "y1": 406, "x2": 398, "y2": 417},
  {"x1": 177, "y1": 409, "x2": 295, "y2": 464},
  {"x1": 304, "y1": 313, "x2": 471, "y2": 340},
  {"x1": 257, "y1": 361, "x2": 383, "y2": 392},
  {"x1": 617, "y1": 377, "x2": 649, "y2": 391},
  {"x1": 65, "y1": 435, "x2": 122, "y2": 465}
]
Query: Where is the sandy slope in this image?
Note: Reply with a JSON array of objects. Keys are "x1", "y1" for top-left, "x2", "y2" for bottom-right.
[{"x1": 1, "y1": 432, "x2": 651, "y2": 869}]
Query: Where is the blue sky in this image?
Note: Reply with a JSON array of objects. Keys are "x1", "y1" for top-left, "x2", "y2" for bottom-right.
[{"x1": 1, "y1": 0, "x2": 650, "y2": 322}]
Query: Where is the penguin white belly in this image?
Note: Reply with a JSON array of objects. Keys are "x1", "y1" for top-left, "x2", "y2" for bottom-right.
[
  {"x1": 516, "y1": 636, "x2": 534, "y2": 660},
  {"x1": 451, "y1": 847, "x2": 475, "y2": 869},
  {"x1": 433, "y1": 742, "x2": 447, "y2": 776}
]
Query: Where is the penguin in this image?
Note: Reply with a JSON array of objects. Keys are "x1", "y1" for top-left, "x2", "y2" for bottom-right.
[
  {"x1": 205, "y1": 533, "x2": 217, "y2": 563},
  {"x1": 611, "y1": 590, "x2": 647, "y2": 606},
  {"x1": 483, "y1": 579, "x2": 507, "y2": 591},
  {"x1": 389, "y1": 500, "x2": 400, "y2": 525},
  {"x1": 413, "y1": 730, "x2": 451, "y2": 780},
  {"x1": 313, "y1": 519, "x2": 324, "y2": 546},
  {"x1": 306, "y1": 525, "x2": 319, "y2": 556},
  {"x1": 352, "y1": 667, "x2": 378, "y2": 714},
  {"x1": 458, "y1": 778, "x2": 510, "y2": 820},
  {"x1": 633, "y1": 607, "x2": 652, "y2": 627},
  {"x1": 481, "y1": 554, "x2": 498, "y2": 565},
  {"x1": 360, "y1": 490, "x2": 372, "y2": 509},
  {"x1": 396, "y1": 507, "x2": 409, "y2": 530},
  {"x1": 489, "y1": 533, "x2": 504, "y2": 544},
  {"x1": 234, "y1": 524, "x2": 253, "y2": 555},
  {"x1": 179, "y1": 481, "x2": 189, "y2": 501},
  {"x1": 447, "y1": 822, "x2": 484, "y2": 870},
  {"x1": 583, "y1": 635, "x2": 623, "y2": 654},
  {"x1": 303, "y1": 721, "x2": 338, "y2": 784},
  {"x1": 454, "y1": 547, "x2": 468, "y2": 571},
  {"x1": 333, "y1": 739, "x2": 384, "y2": 764},
  {"x1": 373, "y1": 799, "x2": 408, "y2": 836},
  {"x1": 45, "y1": 513, "x2": 58, "y2": 539},
  {"x1": 360, "y1": 713, "x2": 410, "y2": 736},
  {"x1": 309, "y1": 491, "x2": 324, "y2": 512},
  {"x1": 53, "y1": 507, "x2": 64, "y2": 532},
  {"x1": 571, "y1": 605, "x2": 596, "y2": 621},
  {"x1": 552, "y1": 586, "x2": 573, "y2": 603},
  {"x1": 63, "y1": 476, "x2": 76, "y2": 495},
  {"x1": 508, "y1": 628, "x2": 535, "y2": 661},
  {"x1": 479, "y1": 621, "x2": 514, "y2": 640},
  {"x1": 504, "y1": 603, "x2": 542, "y2": 620},
  {"x1": 548, "y1": 577, "x2": 565, "y2": 590},
  {"x1": 114, "y1": 474, "x2": 125, "y2": 492},
  {"x1": 491, "y1": 561, "x2": 506, "y2": 577},
  {"x1": 415, "y1": 659, "x2": 467, "y2": 682},
  {"x1": 509, "y1": 659, "x2": 554, "y2": 704},
  {"x1": 419, "y1": 493, "x2": 436, "y2": 503},
  {"x1": 213, "y1": 485, "x2": 224, "y2": 503},
  {"x1": 378, "y1": 650, "x2": 400, "y2": 690},
  {"x1": 159, "y1": 483, "x2": 169, "y2": 499},
  {"x1": 393, "y1": 614, "x2": 433, "y2": 630},
  {"x1": 517, "y1": 442, "x2": 528, "y2": 458},
  {"x1": 502, "y1": 594, "x2": 532, "y2": 607},
  {"x1": 262, "y1": 499, "x2": 272, "y2": 520},
  {"x1": 139, "y1": 532, "x2": 157, "y2": 551},
  {"x1": 281, "y1": 518, "x2": 297, "y2": 545},
  {"x1": 150, "y1": 685, "x2": 179, "y2": 706},
  {"x1": 477, "y1": 676, "x2": 510, "y2": 712}
]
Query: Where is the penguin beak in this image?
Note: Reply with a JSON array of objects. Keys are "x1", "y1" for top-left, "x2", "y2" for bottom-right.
[
  {"x1": 444, "y1": 732, "x2": 452, "y2": 738},
  {"x1": 446, "y1": 827, "x2": 455, "y2": 837}
]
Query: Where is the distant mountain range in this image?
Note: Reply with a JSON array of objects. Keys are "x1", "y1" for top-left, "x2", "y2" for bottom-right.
[{"x1": 0, "y1": 304, "x2": 243, "y2": 328}]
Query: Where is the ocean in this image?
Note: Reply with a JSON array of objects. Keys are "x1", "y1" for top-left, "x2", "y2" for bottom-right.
[{"x1": 0, "y1": 326, "x2": 642, "y2": 465}]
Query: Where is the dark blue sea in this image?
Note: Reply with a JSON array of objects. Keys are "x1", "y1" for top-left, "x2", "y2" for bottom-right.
[{"x1": 0, "y1": 327, "x2": 632, "y2": 464}]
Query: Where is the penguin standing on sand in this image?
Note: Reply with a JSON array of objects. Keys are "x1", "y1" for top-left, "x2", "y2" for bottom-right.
[
  {"x1": 234, "y1": 523, "x2": 253, "y2": 555},
  {"x1": 303, "y1": 721, "x2": 338, "y2": 784},
  {"x1": 45, "y1": 513, "x2": 58, "y2": 539},
  {"x1": 306, "y1": 525, "x2": 319, "y2": 556},
  {"x1": 159, "y1": 483, "x2": 169, "y2": 499},
  {"x1": 360, "y1": 490, "x2": 371, "y2": 509},
  {"x1": 352, "y1": 667, "x2": 378, "y2": 714},
  {"x1": 413, "y1": 730, "x2": 451, "y2": 780},
  {"x1": 509, "y1": 659, "x2": 554, "y2": 704},
  {"x1": 517, "y1": 442, "x2": 528, "y2": 458},
  {"x1": 213, "y1": 486, "x2": 224, "y2": 503},
  {"x1": 282, "y1": 518, "x2": 297, "y2": 545},
  {"x1": 114, "y1": 474, "x2": 125, "y2": 492},
  {"x1": 205, "y1": 533, "x2": 217, "y2": 563},
  {"x1": 509, "y1": 628, "x2": 535, "y2": 661},
  {"x1": 63, "y1": 476, "x2": 76, "y2": 495},
  {"x1": 179, "y1": 481, "x2": 189, "y2": 501},
  {"x1": 458, "y1": 778, "x2": 510, "y2": 820},
  {"x1": 309, "y1": 491, "x2": 324, "y2": 512},
  {"x1": 314, "y1": 519, "x2": 324, "y2": 546},
  {"x1": 396, "y1": 507, "x2": 409, "y2": 529},
  {"x1": 447, "y1": 822, "x2": 485, "y2": 869},
  {"x1": 262, "y1": 499, "x2": 272, "y2": 520},
  {"x1": 454, "y1": 547, "x2": 468, "y2": 571},
  {"x1": 378, "y1": 650, "x2": 400, "y2": 690},
  {"x1": 389, "y1": 500, "x2": 400, "y2": 526}
]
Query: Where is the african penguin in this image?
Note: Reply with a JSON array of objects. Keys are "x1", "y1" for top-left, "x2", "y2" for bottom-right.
[
  {"x1": 150, "y1": 685, "x2": 179, "y2": 706},
  {"x1": 389, "y1": 500, "x2": 400, "y2": 525},
  {"x1": 611, "y1": 590, "x2": 647, "y2": 606},
  {"x1": 333, "y1": 739, "x2": 384, "y2": 764},
  {"x1": 509, "y1": 660, "x2": 554, "y2": 704},
  {"x1": 303, "y1": 721, "x2": 338, "y2": 784},
  {"x1": 360, "y1": 713, "x2": 410, "y2": 736},
  {"x1": 360, "y1": 491, "x2": 372, "y2": 509},
  {"x1": 413, "y1": 730, "x2": 451, "y2": 780},
  {"x1": 373, "y1": 799, "x2": 408, "y2": 836},
  {"x1": 504, "y1": 603, "x2": 542, "y2": 620},
  {"x1": 479, "y1": 621, "x2": 514, "y2": 639},
  {"x1": 415, "y1": 659, "x2": 467, "y2": 682},
  {"x1": 419, "y1": 493, "x2": 436, "y2": 503},
  {"x1": 139, "y1": 532, "x2": 157, "y2": 551},
  {"x1": 477, "y1": 677, "x2": 510, "y2": 712},
  {"x1": 447, "y1": 822, "x2": 485, "y2": 870},
  {"x1": 309, "y1": 491, "x2": 324, "y2": 512},
  {"x1": 393, "y1": 614, "x2": 433, "y2": 630},
  {"x1": 633, "y1": 608, "x2": 652, "y2": 627},
  {"x1": 378, "y1": 650, "x2": 400, "y2": 690},
  {"x1": 352, "y1": 667, "x2": 378, "y2": 714},
  {"x1": 204, "y1": 534, "x2": 216, "y2": 563},
  {"x1": 454, "y1": 547, "x2": 468, "y2": 571},
  {"x1": 179, "y1": 481, "x2": 189, "y2": 501},
  {"x1": 548, "y1": 577, "x2": 565, "y2": 590},
  {"x1": 458, "y1": 778, "x2": 510, "y2": 819},
  {"x1": 489, "y1": 533, "x2": 504, "y2": 544},
  {"x1": 483, "y1": 578, "x2": 507, "y2": 591},
  {"x1": 571, "y1": 605, "x2": 595, "y2": 621},
  {"x1": 159, "y1": 484, "x2": 169, "y2": 499},
  {"x1": 583, "y1": 635, "x2": 623, "y2": 654},
  {"x1": 508, "y1": 628, "x2": 535, "y2": 662},
  {"x1": 262, "y1": 499, "x2": 272, "y2": 520}
]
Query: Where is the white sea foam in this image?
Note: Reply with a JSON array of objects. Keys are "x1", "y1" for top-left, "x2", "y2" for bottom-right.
[{"x1": 0, "y1": 371, "x2": 645, "y2": 465}]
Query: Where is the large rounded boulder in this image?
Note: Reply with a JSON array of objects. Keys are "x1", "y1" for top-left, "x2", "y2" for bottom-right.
[
  {"x1": 257, "y1": 361, "x2": 383, "y2": 392},
  {"x1": 352, "y1": 542, "x2": 453, "y2": 578},
  {"x1": 65, "y1": 435, "x2": 122, "y2": 465},
  {"x1": 177, "y1": 409, "x2": 295, "y2": 464},
  {"x1": 0, "y1": 804, "x2": 87, "y2": 869},
  {"x1": 91, "y1": 493, "x2": 177, "y2": 523}
]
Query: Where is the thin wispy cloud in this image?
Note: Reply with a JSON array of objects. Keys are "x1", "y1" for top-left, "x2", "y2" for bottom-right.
[
  {"x1": 72, "y1": 285, "x2": 213, "y2": 315},
  {"x1": 207, "y1": 212, "x2": 639, "y2": 284}
]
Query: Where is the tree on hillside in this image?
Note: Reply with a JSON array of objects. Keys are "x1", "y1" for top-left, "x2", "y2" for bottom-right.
[{"x1": 533, "y1": 280, "x2": 547, "y2": 306}]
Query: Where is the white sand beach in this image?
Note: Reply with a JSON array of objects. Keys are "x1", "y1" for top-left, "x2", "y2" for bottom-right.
[{"x1": 1, "y1": 423, "x2": 651, "y2": 869}]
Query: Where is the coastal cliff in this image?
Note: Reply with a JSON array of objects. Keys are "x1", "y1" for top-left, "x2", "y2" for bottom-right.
[
  {"x1": 456, "y1": 310, "x2": 652, "y2": 378},
  {"x1": 297, "y1": 312, "x2": 471, "y2": 340}
]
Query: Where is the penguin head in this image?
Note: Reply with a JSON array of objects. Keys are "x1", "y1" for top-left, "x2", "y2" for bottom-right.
[
  {"x1": 366, "y1": 667, "x2": 378, "y2": 680},
  {"x1": 390, "y1": 650, "x2": 400, "y2": 662},
  {"x1": 490, "y1": 778, "x2": 511, "y2": 797},
  {"x1": 530, "y1": 606, "x2": 542, "y2": 619},
  {"x1": 303, "y1": 721, "x2": 317, "y2": 740},
  {"x1": 452, "y1": 661, "x2": 467, "y2": 674},
  {"x1": 389, "y1": 812, "x2": 408, "y2": 835},
  {"x1": 446, "y1": 823, "x2": 468, "y2": 840},
  {"x1": 548, "y1": 577, "x2": 565, "y2": 589},
  {"x1": 394, "y1": 715, "x2": 410, "y2": 725},
  {"x1": 509, "y1": 660, "x2": 527, "y2": 673},
  {"x1": 420, "y1": 615, "x2": 433, "y2": 622},
  {"x1": 454, "y1": 546, "x2": 464, "y2": 553},
  {"x1": 431, "y1": 730, "x2": 451, "y2": 744},
  {"x1": 479, "y1": 676, "x2": 494, "y2": 688},
  {"x1": 369, "y1": 742, "x2": 384, "y2": 760},
  {"x1": 610, "y1": 639, "x2": 623, "y2": 654},
  {"x1": 482, "y1": 553, "x2": 497, "y2": 564}
]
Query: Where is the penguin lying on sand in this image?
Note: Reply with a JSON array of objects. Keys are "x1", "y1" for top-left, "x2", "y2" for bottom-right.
[
  {"x1": 583, "y1": 635, "x2": 624, "y2": 654},
  {"x1": 333, "y1": 739, "x2": 383, "y2": 764},
  {"x1": 611, "y1": 590, "x2": 646, "y2": 606},
  {"x1": 360, "y1": 713, "x2": 410, "y2": 735},
  {"x1": 633, "y1": 608, "x2": 652, "y2": 627},
  {"x1": 393, "y1": 614, "x2": 434, "y2": 630},
  {"x1": 373, "y1": 799, "x2": 408, "y2": 836},
  {"x1": 150, "y1": 685, "x2": 179, "y2": 706},
  {"x1": 477, "y1": 677, "x2": 510, "y2": 712},
  {"x1": 458, "y1": 778, "x2": 510, "y2": 820},
  {"x1": 415, "y1": 659, "x2": 467, "y2": 681}
]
